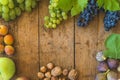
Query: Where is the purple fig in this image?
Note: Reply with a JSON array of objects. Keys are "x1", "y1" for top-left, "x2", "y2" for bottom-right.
[
  {"x1": 107, "y1": 71, "x2": 117, "y2": 80},
  {"x1": 95, "y1": 73, "x2": 106, "y2": 80},
  {"x1": 97, "y1": 62, "x2": 109, "y2": 72},
  {"x1": 107, "y1": 59, "x2": 119, "y2": 69}
]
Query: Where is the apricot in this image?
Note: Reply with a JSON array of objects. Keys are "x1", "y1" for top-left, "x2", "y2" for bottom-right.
[
  {"x1": 0, "y1": 44, "x2": 4, "y2": 53},
  {"x1": 0, "y1": 25, "x2": 8, "y2": 36},
  {"x1": 5, "y1": 45, "x2": 14, "y2": 55},
  {"x1": 4, "y1": 34, "x2": 14, "y2": 45}
]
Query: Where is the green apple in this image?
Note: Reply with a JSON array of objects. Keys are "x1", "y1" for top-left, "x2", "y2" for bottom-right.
[{"x1": 0, "y1": 57, "x2": 16, "y2": 80}]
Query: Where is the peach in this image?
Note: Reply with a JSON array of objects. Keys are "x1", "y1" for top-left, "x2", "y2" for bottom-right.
[
  {"x1": 5, "y1": 45, "x2": 14, "y2": 55},
  {"x1": 4, "y1": 34, "x2": 14, "y2": 45},
  {"x1": 0, "y1": 25, "x2": 8, "y2": 36},
  {"x1": 0, "y1": 44, "x2": 4, "y2": 54}
]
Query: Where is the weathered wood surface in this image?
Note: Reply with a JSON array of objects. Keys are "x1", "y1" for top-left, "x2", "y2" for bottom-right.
[{"x1": 0, "y1": 0, "x2": 119, "y2": 80}]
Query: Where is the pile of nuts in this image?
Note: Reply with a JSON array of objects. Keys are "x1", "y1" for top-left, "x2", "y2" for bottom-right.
[
  {"x1": 0, "y1": 25, "x2": 14, "y2": 56},
  {"x1": 37, "y1": 63, "x2": 78, "y2": 80},
  {"x1": 95, "y1": 51, "x2": 120, "y2": 80}
]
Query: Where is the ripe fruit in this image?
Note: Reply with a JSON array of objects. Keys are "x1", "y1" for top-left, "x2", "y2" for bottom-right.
[
  {"x1": 0, "y1": 44, "x2": 4, "y2": 53},
  {"x1": 0, "y1": 57, "x2": 16, "y2": 80},
  {"x1": 0, "y1": 25, "x2": 8, "y2": 36},
  {"x1": 4, "y1": 34, "x2": 14, "y2": 45},
  {"x1": 16, "y1": 76, "x2": 29, "y2": 80},
  {"x1": 5, "y1": 45, "x2": 14, "y2": 55}
]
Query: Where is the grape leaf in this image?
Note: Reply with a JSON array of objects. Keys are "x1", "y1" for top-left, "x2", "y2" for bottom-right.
[
  {"x1": 103, "y1": 34, "x2": 120, "y2": 59},
  {"x1": 58, "y1": 0, "x2": 73, "y2": 12},
  {"x1": 71, "y1": 0, "x2": 88, "y2": 16},
  {"x1": 97, "y1": 0, "x2": 120, "y2": 11}
]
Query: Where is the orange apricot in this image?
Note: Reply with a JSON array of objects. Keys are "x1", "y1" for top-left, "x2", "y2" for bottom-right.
[
  {"x1": 5, "y1": 45, "x2": 14, "y2": 55},
  {"x1": 4, "y1": 34, "x2": 14, "y2": 45},
  {"x1": 0, "y1": 25, "x2": 8, "y2": 36}
]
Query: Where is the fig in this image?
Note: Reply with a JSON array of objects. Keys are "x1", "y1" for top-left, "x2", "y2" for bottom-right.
[
  {"x1": 97, "y1": 62, "x2": 109, "y2": 72},
  {"x1": 95, "y1": 73, "x2": 106, "y2": 80},
  {"x1": 107, "y1": 71, "x2": 117, "y2": 80},
  {"x1": 96, "y1": 51, "x2": 106, "y2": 62},
  {"x1": 107, "y1": 59, "x2": 119, "y2": 69}
]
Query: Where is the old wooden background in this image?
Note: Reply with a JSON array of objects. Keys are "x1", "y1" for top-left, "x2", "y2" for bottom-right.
[{"x1": 0, "y1": 0, "x2": 120, "y2": 80}]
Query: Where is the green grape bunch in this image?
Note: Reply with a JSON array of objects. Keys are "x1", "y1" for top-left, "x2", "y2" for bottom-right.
[
  {"x1": 44, "y1": 0, "x2": 68, "y2": 28},
  {"x1": 0, "y1": 0, "x2": 38, "y2": 21}
]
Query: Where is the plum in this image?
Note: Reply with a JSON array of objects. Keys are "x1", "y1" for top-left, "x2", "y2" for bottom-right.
[
  {"x1": 107, "y1": 59, "x2": 119, "y2": 69},
  {"x1": 107, "y1": 71, "x2": 117, "y2": 80},
  {"x1": 97, "y1": 62, "x2": 109, "y2": 72},
  {"x1": 95, "y1": 73, "x2": 106, "y2": 80}
]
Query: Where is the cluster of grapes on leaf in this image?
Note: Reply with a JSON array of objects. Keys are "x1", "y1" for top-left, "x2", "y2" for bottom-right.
[
  {"x1": 0, "y1": 0, "x2": 37, "y2": 21},
  {"x1": 77, "y1": 0, "x2": 120, "y2": 31}
]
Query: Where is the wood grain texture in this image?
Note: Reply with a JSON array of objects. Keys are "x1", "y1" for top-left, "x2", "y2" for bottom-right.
[
  {"x1": 0, "y1": 0, "x2": 119, "y2": 80},
  {"x1": 39, "y1": 0, "x2": 74, "y2": 69},
  {"x1": 11, "y1": 7, "x2": 39, "y2": 80},
  {"x1": 75, "y1": 16, "x2": 98, "y2": 80}
]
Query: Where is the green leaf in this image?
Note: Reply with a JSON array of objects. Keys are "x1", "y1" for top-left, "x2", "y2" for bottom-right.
[
  {"x1": 97, "y1": 0, "x2": 120, "y2": 11},
  {"x1": 58, "y1": 0, "x2": 73, "y2": 12},
  {"x1": 103, "y1": 34, "x2": 120, "y2": 59},
  {"x1": 71, "y1": 0, "x2": 88, "y2": 16}
]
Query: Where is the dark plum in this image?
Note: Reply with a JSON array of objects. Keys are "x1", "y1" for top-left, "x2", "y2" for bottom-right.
[
  {"x1": 107, "y1": 59, "x2": 119, "y2": 69},
  {"x1": 97, "y1": 62, "x2": 109, "y2": 72}
]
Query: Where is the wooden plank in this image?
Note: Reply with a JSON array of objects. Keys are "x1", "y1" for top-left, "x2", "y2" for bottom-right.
[
  {"x1": 39, "y1": 0, "x2": 74, "y2": 69},
  {"x1": 75, "y1": 16, "x2": 98, "y2": 80},
  {"x1": 10, "y1": 7, "x2": 39, "y2": 79}
]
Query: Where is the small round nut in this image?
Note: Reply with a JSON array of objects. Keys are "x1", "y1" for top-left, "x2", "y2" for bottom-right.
[
  {"x1": 51, "y1": 66, "x2": 62, "y2": 77},
  {"x1": 47, "y1": 63, "x2": 54, "y2": 69},
  {"x1": 45, "y1": 72, "x2": 51, "y2": 78},
  {"x1": 40, "y1": 66, "x2": 47, "y2": 73},
  {"x1": 44, "y1": 78, "x2": 50, "y2": 80},
  {"x1": 37, "y1": 72, "x2": 44, "y2": 79},
  {"x1": 62, "y1": 69, "x2": 69, "y2": 76},
  {"x1": 51, "y1": 76, "x2": 58, "y2": 80},
  {"x1": 68, "y1": 69, "x2": 78, "y2": 80}
]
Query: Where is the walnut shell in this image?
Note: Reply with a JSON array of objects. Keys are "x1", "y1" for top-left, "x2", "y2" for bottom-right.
[
  {"x1": 68, "y1": 69, "x2": 78, "y2": 80},
  {"x1": 51, "y1": 66, "x2": 62, "y2": 77}
]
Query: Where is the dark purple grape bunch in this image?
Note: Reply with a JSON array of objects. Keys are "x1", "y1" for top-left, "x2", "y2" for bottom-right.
[
  {"x1": 104, "y1": 11, "x2": 120, "y2": 31},
  {"x1": 77, "y1": 0, "x2": 99, "y2": 26},
  {"x1": 95, "y1": 51, "x2": 119, "y2": 80}
]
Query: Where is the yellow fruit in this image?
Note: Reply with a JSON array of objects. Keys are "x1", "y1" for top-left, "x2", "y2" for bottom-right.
[
  {"x1": 0, "y1": 25, "x2": 8, "y2": 36},
  {"x1": 5, "y1": 45, "x2": 14, "y2": 55},
  {"x1": 4, "y1": 34, "x2": 14, "y2": 45}
]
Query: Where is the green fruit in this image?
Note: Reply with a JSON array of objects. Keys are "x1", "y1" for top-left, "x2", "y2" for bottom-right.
[{"x1": 0, "y1": 57, "x2": 16, "y2": 80}]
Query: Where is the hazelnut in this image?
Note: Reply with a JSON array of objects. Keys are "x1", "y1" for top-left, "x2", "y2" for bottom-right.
[
  {"x1": 51, "y1": 66, "x2": 62, "y2": 77},
  {"x1": 62, "y1": 69, "x2": 69, "y2": 76},
  {"x1": 40, "y1": 66, "x2": 47, "y2": 73},
  {"x1": 51, "y1": 76, "x2": 58, "y2": 80},
  {"x1": 47, "y1": 63, "x2": 54, "y2": 69},
  {"x1": 45, "y1": 72, "x2": 51, "y2": 78},
  {"x1": 68, "y1": 69, "x2": 78, "y2": 80},
  {"x1": 37, "y1": 72, "x2": 44, "y2": 79},
  {"x1": 44, "y1": 78, "x2": 50, "y2": 80}
]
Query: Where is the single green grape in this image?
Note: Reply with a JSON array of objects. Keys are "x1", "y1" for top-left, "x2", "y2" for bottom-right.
[
  {"x1": 19, "y1": 3, "x2": 25, "y2": 11},
  {"x1": 0, "y1": 0, "x2": 9, "y2": 5},
  {"x1": 52, "y1": 24, "x2": 56, "y2": 28},
  {"x1": 50, "y1": 12, "x2": 56, "y2": 17},
  {"x1": 25, "y1": 0, "x2": 32, "y2": 7},
  {"x1": 48, "y1": 5, "x2": 53, "y2": 10},
  {"x1": 48, "y1": 22, "x2": 52, "y2": 27},
  {"x1": 63, "y1": 15, "x2": 68, "y2": 20},
  {"x1": 56, "y1": 19, "x2": 60, "y2": 24},
  {"x1": 17, "y1": 0, "x2": 24, "y2": 4},
  {"x1": 62, "y1": 12, "x2": 66, "y2": 16},
  {"x1": 56, "y1": 13, "x2": 61, "y2": 18},
  {"x1": 9, "y1": 9, "x2": 16, "y2": 20},
  {"x1": 8, "y1": 0, "x2": 14, "y2": 9},
  {"x1": 31, "y1": 0, "x2": 37, "y2": 8},
  {"x1": 44, "y1": 16, "x2": 49, "y2": 21},
  {"x1": 25, "y1": 6, "x2": 32, "y2": 12},
  {"x1": 2, "y1": 13, "x2": 10, "y2": 21},
  {"x1": 52, "y1": 19, "x2": 57, "y2": 24},
  {"x1": 15, "y1": 7, "x2": 21, "y2": 16},
  {"x1": 2, "y1": 6, "x2": 9, "y2": 13},
  {"x1": 52, "y1": 3, "x2": 58, "y2": 7}
]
